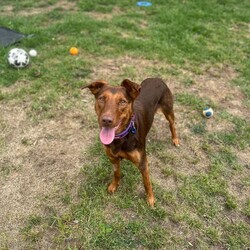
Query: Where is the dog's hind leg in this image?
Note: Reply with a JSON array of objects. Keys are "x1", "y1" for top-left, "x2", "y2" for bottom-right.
[
  {"x1": 157, "y1": 85, "x2": 180, "y2": 146},
  {"x1": 159, "y1": 102, "x2": 180, "y2": 146},
  {"x1": 164, "y1": 109, "x2": 180, "y2": 146}
]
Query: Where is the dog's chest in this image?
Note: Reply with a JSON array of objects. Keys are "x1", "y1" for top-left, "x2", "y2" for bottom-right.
[
  {"x1": 104, "y1": 137, "x2": 138, "y2": 159},
  {"x1": 104, "y1": 144, "x2": 141, "y2": 164}
]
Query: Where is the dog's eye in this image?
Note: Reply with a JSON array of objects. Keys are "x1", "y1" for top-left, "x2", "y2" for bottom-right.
[
  {"x1": 98, "y1": 96, "x2": 105, "y2": 102},
  {"x1": 119, "y1": 99, "x2": 127, "y2": 105}
]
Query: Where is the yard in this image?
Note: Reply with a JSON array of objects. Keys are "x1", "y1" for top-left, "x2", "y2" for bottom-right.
[{"x1": 0, "y1": 0, "x2": 249, "y2": 249}]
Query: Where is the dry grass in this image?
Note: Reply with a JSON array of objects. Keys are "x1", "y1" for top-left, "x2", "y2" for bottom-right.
[{"x1": 0, "y1": 0, "x2": 78, "y2": 17}]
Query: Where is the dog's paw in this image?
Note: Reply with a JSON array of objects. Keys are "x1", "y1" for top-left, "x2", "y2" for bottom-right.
[
  {"x1": 147, "y1": 196, "x2": 155, "y2": 207},
  {"x1": 108, "y1": 182, "x2": 118, "y2": 193},
  {"x1": 172, "y1": 138, "x2": 180, "y2": 147}
]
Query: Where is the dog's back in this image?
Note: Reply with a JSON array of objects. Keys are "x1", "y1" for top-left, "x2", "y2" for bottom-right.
[{"x1": 134, "y1": 78, "x2": 174, "y2": 138}]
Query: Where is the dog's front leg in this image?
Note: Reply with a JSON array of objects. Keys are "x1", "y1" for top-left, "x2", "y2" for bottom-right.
[
  {"x1": 107, "y1": 157, "x2": 121, "y2": 193},
  {"x1": 103, "y1": 147, "x2": 121, "y2": 193},
  {"x1": 139, "y1": 156, "x2": 155, "y2": 207}
]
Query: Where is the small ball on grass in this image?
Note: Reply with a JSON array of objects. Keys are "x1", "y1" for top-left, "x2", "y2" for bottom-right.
[
  {"x1": 203, "y1": 107, "x2": 214, "y2": 118},
  {"x1": 29, "y1": 49, "x2": 37, "y2": 57},
  {"x1": 69, "y1": 47, "x2": 79, "y2": 55}
]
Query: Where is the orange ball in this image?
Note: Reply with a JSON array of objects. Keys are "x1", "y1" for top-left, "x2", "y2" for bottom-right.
[{"x1": 69, "y1": 47, "x2": 79, "y2": 55}]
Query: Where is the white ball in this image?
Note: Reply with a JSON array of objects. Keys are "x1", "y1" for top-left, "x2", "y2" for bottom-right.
[
  {"x1": 29, "y1": 49, "x2": 37, "y2": 57},
  {"x1": 203, "y1": 107, "x2": 214, "y2": 118},
  {"x1": 8, "y1": 48, "x2": 29, "y2": 68}
]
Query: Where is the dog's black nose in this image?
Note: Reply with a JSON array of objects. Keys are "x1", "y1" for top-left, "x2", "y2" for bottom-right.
[{"x1": 102, "y1": 116, "x2": 113, "y2": 127}]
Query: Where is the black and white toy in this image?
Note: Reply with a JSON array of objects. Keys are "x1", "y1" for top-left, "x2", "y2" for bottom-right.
[{"x1": 7, "y1": 48, "x2": 29, "y2": 68}]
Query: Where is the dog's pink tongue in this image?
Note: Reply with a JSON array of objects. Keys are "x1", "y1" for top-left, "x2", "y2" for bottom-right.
[{"x1": 100, "y1": 127, "x2": 115, "y2": 145}]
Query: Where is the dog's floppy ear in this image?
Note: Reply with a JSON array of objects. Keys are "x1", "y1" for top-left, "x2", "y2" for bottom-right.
[
  {"x1": 81, "y1": 80, "x2": 108, "y2": 95},
  {"x1": 121, "y1": 79, "x2": 141, "y2": 100}
]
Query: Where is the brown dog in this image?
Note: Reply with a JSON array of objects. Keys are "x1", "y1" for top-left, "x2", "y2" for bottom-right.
[{"x1": 83, "y1": 78, "x2": 179, "y2": 206}]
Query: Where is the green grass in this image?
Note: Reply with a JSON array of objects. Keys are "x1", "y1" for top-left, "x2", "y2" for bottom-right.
[{"x1": 0, "y1": 0, "x2": 250, "y2": 249}]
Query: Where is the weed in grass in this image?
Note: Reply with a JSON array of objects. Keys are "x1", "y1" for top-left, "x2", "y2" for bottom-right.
[{"x1": 21, "y1": 215, "x2": 43, "y2": 243}]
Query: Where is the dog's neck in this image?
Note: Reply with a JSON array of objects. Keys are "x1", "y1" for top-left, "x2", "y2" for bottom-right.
[{"x1": 114, "y1": 114, "x2": 136, "y2": 139}]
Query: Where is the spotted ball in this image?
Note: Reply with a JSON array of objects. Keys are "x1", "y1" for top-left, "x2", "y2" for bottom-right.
[
  {"x1": 8, "y1": 48, "x2": 29, "y2": 68},
  {"x1": 203, "y1": 107, "x2": 214, "y2": 118}
]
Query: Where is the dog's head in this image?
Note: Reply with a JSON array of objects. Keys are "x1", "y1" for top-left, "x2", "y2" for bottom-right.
[{"x1": 82, "y1": 79, "x2": 140, "y2": 145}]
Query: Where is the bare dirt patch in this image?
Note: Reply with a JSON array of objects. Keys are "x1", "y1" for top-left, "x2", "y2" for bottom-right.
[
  {"x1": 1, "y1": 5, "x2": 14, "y2": 15},
  {"x1": 86, "y1": 6, "x2": 123, "y2": 21},
  {"x1": 0, "y1": 101, "x2": 94, "y2": 248},
  {"x1": 181, "y1": 65, "x2": 247, "y2": 118},
  {"x1": 229, "y1": 149, "x2": 250, "y2": 208},
  {"x1": 0, "y1": 0, "x2": 78, "y2": 17},
  {"x1": 87, "y1": 55, "x2": 175, "y2": 84}
]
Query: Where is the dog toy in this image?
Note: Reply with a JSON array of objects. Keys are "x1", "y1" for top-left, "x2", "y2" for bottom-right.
[
  {"x1": 29, "y1": 49, "x2": 37, "y2": 57},
  {"x1": 203, "y1": 107, "x2": 214, "y2": 118},
  {"x1": 137, "y1": 1, "x2": 152, "y2": 6},
  {"x1": 69, "y1": 47, "x2": 79, "y2": 55},
  {"x1": 7, "y1": 48, "x2": 29, "y2": 68}
]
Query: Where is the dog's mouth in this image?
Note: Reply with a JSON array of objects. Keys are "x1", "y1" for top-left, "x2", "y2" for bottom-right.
[{"x1": 100, "y1": 122, "x2": 121, "y2": 145}]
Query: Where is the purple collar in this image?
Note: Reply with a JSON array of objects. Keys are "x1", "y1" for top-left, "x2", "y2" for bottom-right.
[{"x1": 114, "y1": 115, "x2": 136, "y2": 139}]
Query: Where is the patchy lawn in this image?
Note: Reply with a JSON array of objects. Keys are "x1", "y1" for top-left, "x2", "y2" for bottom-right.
[{"x1": 0, "y1": 0, "x2": 249, "y2": 249}]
